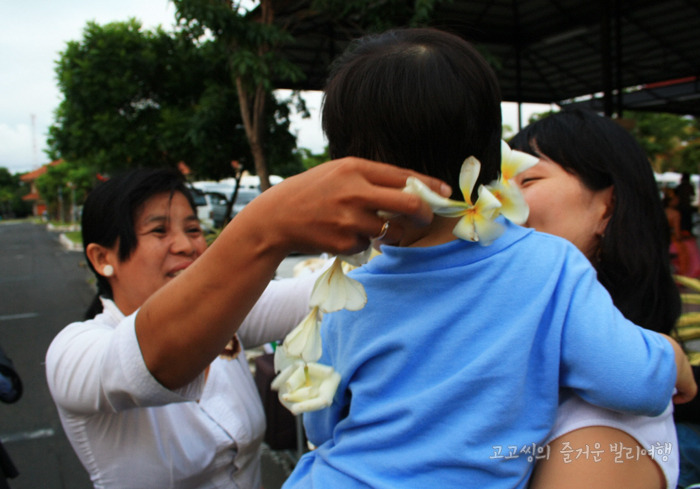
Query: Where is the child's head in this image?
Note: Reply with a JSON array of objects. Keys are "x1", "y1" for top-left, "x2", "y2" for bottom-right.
[{"x1": 322, "y1": 27, "x2": 502, "y2": 199}]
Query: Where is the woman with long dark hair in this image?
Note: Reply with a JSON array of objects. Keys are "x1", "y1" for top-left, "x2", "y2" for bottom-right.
[{"x1": 511, "y1": 108, "x2": 691, "y2": 488}]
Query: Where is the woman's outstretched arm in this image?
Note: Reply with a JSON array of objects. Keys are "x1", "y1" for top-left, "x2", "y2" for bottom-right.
[{"x1": 136, "y1": 158, "x2": 451, "y2": 389}]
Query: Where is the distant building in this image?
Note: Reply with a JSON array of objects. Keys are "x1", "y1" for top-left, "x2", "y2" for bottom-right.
[{"x1": 20, "y1": 159, "x2": 63, "y2": 217}]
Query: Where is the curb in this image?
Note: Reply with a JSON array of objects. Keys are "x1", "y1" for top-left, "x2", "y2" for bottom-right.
[{"x1": 59, "y1": 233, "x2": 83, "y2": 252}]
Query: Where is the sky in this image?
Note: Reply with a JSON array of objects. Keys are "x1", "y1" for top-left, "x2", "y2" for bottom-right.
[{"x1": 0, "y1": 1, "x2": 552, "y2": 175}]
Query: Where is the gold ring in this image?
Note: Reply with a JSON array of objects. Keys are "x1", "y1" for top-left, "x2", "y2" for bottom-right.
[{"x1": 373, "y1": 221, "x2": 390, "y2": 241}]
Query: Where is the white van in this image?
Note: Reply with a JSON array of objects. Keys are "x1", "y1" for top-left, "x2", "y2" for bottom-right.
[{"x1": 189, "y1": 181, "x2": 235, "y2": 231}]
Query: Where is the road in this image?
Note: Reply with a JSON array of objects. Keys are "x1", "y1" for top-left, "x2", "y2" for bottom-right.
[
  {"x1": 0, "y1": 221, "x2": 310, "y2": 489},
  {"x1": 0, "y1": 221, "x2": 94, "y2": 488}
]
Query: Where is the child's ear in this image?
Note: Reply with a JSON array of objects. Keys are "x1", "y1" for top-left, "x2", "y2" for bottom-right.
[{"x1": 85, "y1": 243, "x2": 116, "y2": 278}]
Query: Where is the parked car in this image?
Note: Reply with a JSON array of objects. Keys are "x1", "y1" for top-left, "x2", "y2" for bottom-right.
[{"x1": 211, "y1": 188, "x2": 261, "y2": 228}]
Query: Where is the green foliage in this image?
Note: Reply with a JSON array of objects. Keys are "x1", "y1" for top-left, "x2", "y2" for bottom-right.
[
  {"x1": 297, "y1": 147, "x2": 330, "y2": 170},
  {"x1": 624, "y1": 111, "x2": 699, "y2": 173},
  {"x1": 47, "y1": 18, "x2": 302, "y2": 181},
  {"x1": 35, "y1": 161, "x2": 93, "y2": 221},
  {"x1": 0, "y1": 168, "x2": 32, "y2": 218}
]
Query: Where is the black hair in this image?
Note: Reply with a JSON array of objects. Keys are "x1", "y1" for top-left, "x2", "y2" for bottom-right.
[
  {"x1": 510, "y1": 109, "x2": 680, "y2": 334},
  {"x1": 322, "y1": 27, "x2": 502, "y2": 200},
  {"x1": 81, "y1": 167, "x2": 196, "y2": 319}
]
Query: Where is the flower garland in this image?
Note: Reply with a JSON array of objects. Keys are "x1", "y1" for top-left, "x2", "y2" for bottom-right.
[{"x1": 271, "y1": 141, "x2": 538, "y2": 414}]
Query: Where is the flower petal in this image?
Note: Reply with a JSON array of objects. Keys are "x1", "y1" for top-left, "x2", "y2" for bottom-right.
[
  {"x1": 450, "y1": 186, "x2": 503, "y2": 243},
  {"x1": 288, "y1": 366, "x2": 341, "y2": 415},
  {"x1": 282, "y1": 307, "x2": 323, "y2": 362},
  {"x1": 490, "y1": 180, "x2": 530, "y2": 224},
  {"x1": 274, "y1": 362, "x2": 342, "y2": 414},
  {"x1": 452, "y1": 215, "x2": 478, "y2": 241},
  {"x1": 271, "y1": 360, "x2": 303, "y2": 391},
  {"x1": 339, "y1": 246, "x2": 373, "y2": 267},
  {"x1": 284, "y1": 363, "x2": 309, "y2": 392},
  {"x1": 472, "y1": 214, "x2": 505, "y2": 246},
  {"x1": 403, "y1": 177, "x2": 467, "y2": 216},
  {"x1": 474, "y1": 184, "x2": 502, "y2": 219},
  {"x1": 459, "y1": 156, "x2": 481, "y2": 205},
  {"x1": 501, "y1": 140, "x2": 539, "y2": 180},
  {"x1": 310, "y1": 257, "x2": 367, "y2": 312},
  {"x1": 273, "y1": 345, "x2": 298, "y2": 374}
]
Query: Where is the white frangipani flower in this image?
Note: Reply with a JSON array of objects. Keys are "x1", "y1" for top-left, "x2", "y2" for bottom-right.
[
  {"x1": 272, "y1": 362, "x2": 342, "y2": 415},
  {"x1": 404, "y1": 157, "x2": 504, "y2": 244},
  {"x1": 338, "y1": 246, "x2": 373, "y2": 267},
  {"x1": 309, "y1": 257, "x2": 367, "y2": 312},
  {"x1": 500, "y1": 140, "x2": 539, "y2": 180},
  {"x1": 487, "y1": 140, "x2": 539, "y2": 225},
  {"x1": 282, "y1": 307, "x2": 323, "y2": 363}
]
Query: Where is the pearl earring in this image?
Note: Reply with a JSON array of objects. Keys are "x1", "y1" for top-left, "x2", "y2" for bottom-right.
[{"x1": 102, "y1": 265, "x2": 114, "y2": 277}]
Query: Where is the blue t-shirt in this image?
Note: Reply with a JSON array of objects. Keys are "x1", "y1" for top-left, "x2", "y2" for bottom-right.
[{"x1": 283, "y1": 220, "x2": 676, "y2": 489}]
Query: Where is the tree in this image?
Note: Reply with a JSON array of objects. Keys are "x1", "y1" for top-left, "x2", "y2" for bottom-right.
[
  {"x1": 35, "y1": 161, "x2": 93, "y2": 222},
  {"x1": 0, "y1": 168, "x2": 31, "y2": 219},
  {"x1": 47, "y1": 19, "x2": 302, "y2": 181},
  {"x1": 173, "y1": 0, "x2": 304, "y2": 190},
  {"x1": 624, "y1": 111, "x2": 699, "y2": 174}
]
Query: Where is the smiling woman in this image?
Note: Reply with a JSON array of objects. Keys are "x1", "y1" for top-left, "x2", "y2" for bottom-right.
[{"x1": 44, "y1": 161, "x2": 451, "y2": 489}]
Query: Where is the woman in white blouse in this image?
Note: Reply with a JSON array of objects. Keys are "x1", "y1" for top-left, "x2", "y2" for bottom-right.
[{"x1": 45, "y1": 163, "x2": 447, "y2": 489}]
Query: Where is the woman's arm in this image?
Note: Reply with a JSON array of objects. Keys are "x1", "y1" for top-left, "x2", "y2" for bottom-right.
[
  {"x1": 135, "y1": 158, "x2": 450, "y2": 389},
  {"x1": 530, "y1": 426, "x2": 667, "y2": 489},
  {"x1": 236, "y1": 271, "x2": 320, "y2": 348}
]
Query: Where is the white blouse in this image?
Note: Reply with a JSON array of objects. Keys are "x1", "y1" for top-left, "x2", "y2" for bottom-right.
[{"x1": 45, "y1": 274, "x2": 315, "y2": 489}]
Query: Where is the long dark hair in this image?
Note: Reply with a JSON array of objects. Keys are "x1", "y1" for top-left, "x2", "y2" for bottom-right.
[
  {"x1": 81, "y1": 168, "x2": 196, "y2": 319},
  {"x1": 322, "y1": 27, "x2": 502, "y2": 200},
  {"x1": 510, "y1": 109, "x2": 680, "y2": 334}
]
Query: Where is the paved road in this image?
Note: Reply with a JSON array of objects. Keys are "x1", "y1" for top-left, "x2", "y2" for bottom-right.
[
  {"x1": 0, "y1": 221, "x2": 94, "y2": 489},
  {"x1": 0, "y1": 221, "x2": 307, "y2": 489}
]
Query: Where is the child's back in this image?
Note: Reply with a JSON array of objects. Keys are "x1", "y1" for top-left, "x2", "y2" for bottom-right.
[
  {"x1": 282, "y1": 27, "x2": 677, "y2": 488},
  {"x1": 285, "y1": 221, "x2": 674, "y2": 488}
]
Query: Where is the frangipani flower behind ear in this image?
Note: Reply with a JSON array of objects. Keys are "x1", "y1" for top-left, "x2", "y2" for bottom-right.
[
  {"x1": 404, "y1": 156, "x2": 503, "y2": 244},
  {"x1": 452, "y1": 185, "x2": 504, "y2": 244},
  {"x1": 282, "y1": 307, "x2": 323, "y2": 363},
  {"x1": 310, "y1": 257, "x2": 367, "y2": 312}
]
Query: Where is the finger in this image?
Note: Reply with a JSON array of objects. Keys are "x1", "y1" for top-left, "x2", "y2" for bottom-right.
[
  {"x1": 343, "y1": 158, "x2": 452, "y2": 197},
  {"x1": 363, "y1": 187, "x2": 436, "y2": 227},
  {"x1": 373, "y1": 219, "x2": 405, "y2": 247}
]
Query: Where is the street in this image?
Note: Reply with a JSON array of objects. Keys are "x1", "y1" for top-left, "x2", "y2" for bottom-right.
[
  {"x1": 0, "y1": 221, "x2": 308, "y2": 489},
  {"x1": 0, "y1": 221, "x2": 94, "y2": 488}
]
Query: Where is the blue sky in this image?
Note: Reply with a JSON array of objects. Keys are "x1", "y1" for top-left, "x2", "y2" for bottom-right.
[{"x1": 0, "y1": 1, "x2": 550, "y2": 175}]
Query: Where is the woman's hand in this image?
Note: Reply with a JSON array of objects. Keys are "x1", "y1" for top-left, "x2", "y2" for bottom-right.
[
  {"x1": 236, "y1": 157, "x2": 452, "y2": 258},
  {"x1": 138, "y1": 157, "x2": 450, "y2": 389},
  {"x1": 661, "y1": 333, "x2": 698, "y2": 404}
]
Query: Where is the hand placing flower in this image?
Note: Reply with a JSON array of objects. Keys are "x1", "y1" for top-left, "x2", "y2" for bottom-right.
[
  {"x1": 404, "y1": 156, "x2": 504, "y2": 244},
  {"x1": 271, "y1": 140, "x2": 534, "y2": 415},
  {"x1": 404, "y1": 140, "x2": 535, "y2": 245}
]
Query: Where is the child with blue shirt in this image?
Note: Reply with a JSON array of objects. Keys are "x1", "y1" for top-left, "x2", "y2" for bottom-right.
[{"x1": 282, "y1": 28, "x2": 694, "y2": 489}]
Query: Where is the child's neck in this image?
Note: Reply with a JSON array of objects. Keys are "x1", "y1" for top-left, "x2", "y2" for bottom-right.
[{"x1": 399, "y1": 216, "x2": 460, "y2": 248}]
